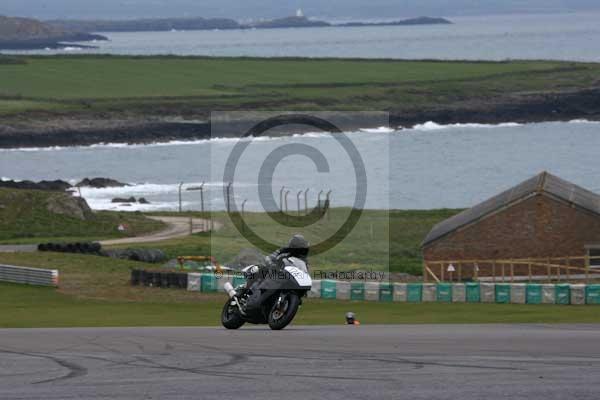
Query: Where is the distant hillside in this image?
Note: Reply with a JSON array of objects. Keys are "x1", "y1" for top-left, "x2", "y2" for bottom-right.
[
  {"x1": 250, "y1": 16, "x2": 330, "y2": 29},
  {"x1": 0, "y1": 15, "x2": 106, "y2": 50},
  {"x1": 48, "y1": 17, "x2": 241, "y2": 33},
  {"x1": 339, "y1": 16, "x2": 452, "y2": 27},
  {"x1": 48, "y1": 15, "x2": 451, "y2": 33}
]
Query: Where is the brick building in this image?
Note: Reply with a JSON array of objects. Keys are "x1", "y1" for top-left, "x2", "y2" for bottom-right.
[{"x1": 422, "y1": 172, "x2": 600, "y2": 276}]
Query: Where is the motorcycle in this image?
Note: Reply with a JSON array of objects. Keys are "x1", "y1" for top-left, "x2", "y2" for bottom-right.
[{"x1": 221, "y1": 254, "x2": 312, "y2": 330}]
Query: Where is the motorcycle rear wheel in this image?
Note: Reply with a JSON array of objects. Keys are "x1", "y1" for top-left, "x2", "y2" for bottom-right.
[
  {"x1": 268, "y1": 292, "x2": 300, "y2": 330},
  {"x1": 221, "y1": 299, "x2": 245, "y2": 329}
]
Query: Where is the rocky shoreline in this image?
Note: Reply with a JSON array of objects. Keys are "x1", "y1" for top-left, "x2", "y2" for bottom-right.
[
  {"x1": 0, "y1": 33, "x2": 107, "y2": 50},
  {"x1": 0, "y1": 88, "x2": 599, "y2": 149}
]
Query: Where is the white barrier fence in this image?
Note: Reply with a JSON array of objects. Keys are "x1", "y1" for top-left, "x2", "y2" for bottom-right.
[{"x1": 0, "y1": 264, "x2": 59, "y2": 287}]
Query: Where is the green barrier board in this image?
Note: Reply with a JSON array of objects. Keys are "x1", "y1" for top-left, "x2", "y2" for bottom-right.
[
  {"x1": 407, "y1": 284, "x2": 422, "y2": 303},
  {"x1": 466, "y1": 283, "x2": 480, "y2": 303},
  {"x1": 321, "y1": 280, "x2": 337, "y2": 299},
  {"x1": 436, "y1": 283, "x2": 452, "y2": 303},
  {"x1": 350, "y1": 282, "x2": 365, "y2": 301},
  {"x1": 379, "y1": 284, "x2": 394, "y2": 302},
  {"x1": 586, "y1": 285, "x2": 600, "y2": 305},
  {"x1": 495, "y1": 284, "x2": 511, "y2": 304},
  {"x1": 555, "y1": 284, "x2": 571, "y2": 305},
  {"x1": 526, "y1": 284, "x2": 542, "y2": 304},
  {"x1": 201, "y1": 273, "x2": 217, "y2": 292}
]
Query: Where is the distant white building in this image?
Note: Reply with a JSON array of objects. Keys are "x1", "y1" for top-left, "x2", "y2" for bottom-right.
[{"x1": 296, "y1": 9, "x2": 304, "y2": 18}]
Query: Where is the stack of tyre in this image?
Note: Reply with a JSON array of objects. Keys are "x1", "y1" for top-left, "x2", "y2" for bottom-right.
[
  {"x1": 130, "y1": 269, "x2": 189, "y2": 289},
  {"x1": 38, "y1": 242, "x2": 102, "y2": 254}
]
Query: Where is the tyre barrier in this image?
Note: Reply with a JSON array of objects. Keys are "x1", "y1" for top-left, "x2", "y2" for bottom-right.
[
  {"x1": 38, "y1": 241, "x2": 102, "y2": 254},
  {"x1": 103, "y1": 248, "x2": 167, "y2": 264},
  {"x1": 296, "y1": 280, "x2": 600, "y2": 305},
  {"x1": 130, "y1": 269, "x2": 188, "y2": 289}
]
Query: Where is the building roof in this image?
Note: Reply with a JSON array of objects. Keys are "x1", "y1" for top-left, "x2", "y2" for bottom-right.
[{"x1": 422, "y1": 172, "x2": 600, "y2": 247}]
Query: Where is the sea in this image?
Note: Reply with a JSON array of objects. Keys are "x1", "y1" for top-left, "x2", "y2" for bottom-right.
[
  {"x1": 2, "y1": 12, "x2": 600, "y2": 212},
  {"x1": 1, "y1": 121, "x2": 599, "y2": 212},
  {"x1": 7, "y1": 12, "x2": 600, "y2": 61}
]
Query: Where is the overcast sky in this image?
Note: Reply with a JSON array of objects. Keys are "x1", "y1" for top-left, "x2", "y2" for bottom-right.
[{"x1": 2, "y1": 0, "x2": 600, "y2": 20}]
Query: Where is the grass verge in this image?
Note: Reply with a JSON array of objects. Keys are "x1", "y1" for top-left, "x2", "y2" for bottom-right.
[
  {"x1": 2, "y1": 282, "x2": 600, "y2": 328},
  {"x1": 0, "y1": 252, "x2": 599, "y2": 328}
]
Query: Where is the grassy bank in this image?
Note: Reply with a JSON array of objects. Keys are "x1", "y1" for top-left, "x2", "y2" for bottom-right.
[
  {"x1": 0, "y1": 56, "x2": 598, "y2": 117},
  {"x1": 0, "y1": 188, "x2": 164, "y2": 242}
]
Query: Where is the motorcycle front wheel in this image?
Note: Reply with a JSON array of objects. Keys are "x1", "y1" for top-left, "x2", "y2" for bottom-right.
[
  {"x1": 268, "y1": 292, "x2": 300, "y2": 330},
  {"x1": 221, "y1": 299, "x2": 245, "y2": 329}
]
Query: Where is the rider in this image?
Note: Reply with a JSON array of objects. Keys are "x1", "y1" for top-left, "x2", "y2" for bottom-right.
[
  {"x1": 244, "y1": 234, "x2": 310, "y2": 286},
  {"x1": 265, "y1": 234, "x2": 310, "y2": 268}
]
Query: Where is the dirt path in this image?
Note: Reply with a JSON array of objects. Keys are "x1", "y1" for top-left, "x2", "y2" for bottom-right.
[{"x1": 99, "y1": 216, "x2": 222, "y2": 246}]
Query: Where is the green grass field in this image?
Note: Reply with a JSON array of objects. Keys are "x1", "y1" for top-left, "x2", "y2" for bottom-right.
[
  {"x1": 126, "y1": 209, "x2": 459, "y2": 275},
  {"x1": 1, "y1": 56, "x2": 598, "y2": 116},
  {"x1": 2, "y1": 281, "x2": 600, "y2": 328}
]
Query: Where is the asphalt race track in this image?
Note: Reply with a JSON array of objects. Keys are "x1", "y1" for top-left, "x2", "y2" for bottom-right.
[{"x1": 1, "y1": 325, "x2": 600, "y2": 399}]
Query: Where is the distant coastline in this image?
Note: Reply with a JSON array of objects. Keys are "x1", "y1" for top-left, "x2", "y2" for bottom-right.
[
  {"x1": 47, "y1": 16, "x2": 451, "y2": 34},
  {"x1": 1, "y1": 14, "x2": 450, "y2": 51}
]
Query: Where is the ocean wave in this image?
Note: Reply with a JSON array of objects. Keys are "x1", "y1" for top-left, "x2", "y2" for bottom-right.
[
  {"x1": 359, "y1": 126, "x2": 396, "y2": 133},
  {"x1": 568, "y1": 119, "x2": 600, "y2": 124},
  {"x1": 411, "y1": 121, "x2": 522, "y2": 131},
  {"x1": 85, "y1": 198, "x2": 193, "y2": 212}
]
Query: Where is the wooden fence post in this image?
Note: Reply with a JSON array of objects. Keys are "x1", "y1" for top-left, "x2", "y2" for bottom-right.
[
  {"x1": 566, "y1": 257, "x2": 570, "y2": 281},
  {"x1": 440, "y1": 263, "x2": 444, "y2": 282},
  {"x1": 528, "y1": 263, "x2": 532, "y2": 283},
  {"x1": 585, "y1": 253, "x2": 590, "y2": 284},
  {"x1": 547, "y1": 258, "x2": 551, "y2": 283},
  {"x1": 492, "y1": 262, "x2": 496, "y2": 283},
  {"x1": 510, "y1": 263, "x2": 514, "y2": 283},
  {"x1": 501, "y1": 263, "x2": 505, "y2": 282},
  {"x1": 458, "y1": 262, "x2": 462, "y2": 282}
]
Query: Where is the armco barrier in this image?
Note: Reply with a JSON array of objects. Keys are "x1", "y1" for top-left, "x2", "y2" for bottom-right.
[{"x1": 0, "y1": 264, "x2": 59, "y2": 287}]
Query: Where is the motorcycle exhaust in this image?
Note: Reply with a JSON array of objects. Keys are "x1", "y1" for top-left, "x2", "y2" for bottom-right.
[{"x1": 224, "y1": 282, "x2": 236, "y2": 298}]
